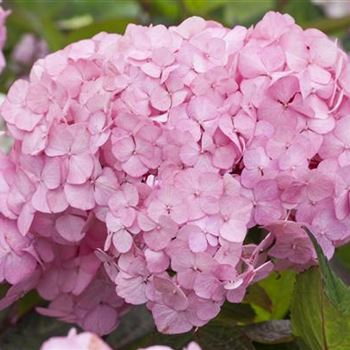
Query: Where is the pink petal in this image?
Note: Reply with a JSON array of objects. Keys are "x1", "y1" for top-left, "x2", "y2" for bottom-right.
[
  {"x1": 141, "y1": 62, "x2": 161, "y2": 78},
  {"x1": 152, "y1": 304, "x2": 192, "y2": 334},
  {"x1": 150, "y1": 86, "x2": 171, "y2": 111},
  {"x1": 122, "y1": 155, "x2": 148, "y2": 177},
  {"x1": 82, "y1": 305, "x2": 118, "y2": 336},
  {"x1": 64, "y1": 183, "x2": 95, "y2": 210},
  {"x1": 25, "y1": 84, "x2": 49, "y2": 114},
  {"x1": 45, "y1": 125, "x2": 72, "y2": 156},
  {"x1": 145, "y1": 248, "x2": 169, "y2": 273},
  {"x1": 17, "y1": 204, "x2": 35, "y2": 235},
  {"x1": 188, "y1": 228, "x2": 208, "y2": 253},
  {"x1": 46, "y1": 188, "x2": 68, "y2": 213},
  {"x1": 32, "y1": 184, "x2": 51, "y2": 213},
  {"x1": 67, "y1": 153, "x2": 94, "y2": 184},
  {"x1": 22, "y1": 126, "x2": 47, "y2": 155},
  {"x1": 112, "y1": 229, "x2": 133, "y2": 253},
  {"x1": 55, "y1": 214, "x2": 86, "y2": 242},
  {"x1": 5, "y1": 253, "x2": 37, "y2": 285},
  {"x1": 42, "y1": 158, "x2": 61, "y2": 190}
]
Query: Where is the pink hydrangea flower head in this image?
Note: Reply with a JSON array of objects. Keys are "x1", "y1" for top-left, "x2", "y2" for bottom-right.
[{"x1": 0, "y1": 10, "x2": 350, "y2": 335}]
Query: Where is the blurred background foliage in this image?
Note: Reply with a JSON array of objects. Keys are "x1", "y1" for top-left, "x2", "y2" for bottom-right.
[
  {"x1": 1, "y1": 1, "x2": 350, "y2": 349},
  {"x1": 1, "y1": 0, "x2": 350, "y2": 93}
]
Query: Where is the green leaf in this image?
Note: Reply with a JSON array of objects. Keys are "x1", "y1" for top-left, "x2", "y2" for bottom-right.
[
  {"x1": 282, "y1": 0, "x2": 323, "y2": 24},
  {"x1": 63, "y1": 0, "x2": 140, "y2": 21},
  {"x1": 222, "y1": 0, "x2": 273, "y2": 26},
  {"x1": 110, "y1": 305, "x2": 256, "y2": 350},
  {"x1": 242, "y1": 320, "x2": 293, "y2": 344},
  {"x1": 113, "y1": 304, "x2": 256, "y2": 350},
  {"x1": 291, "y1": 228, "x2": 350, "y2": 349},
  {"x1": 8, "y1": 1, "x2": 65, "y2": 51},
  {"x1": 12, "y1": 291, "x2": 43, "y2": 323},
  {"x1": 248, "y1": 271, "x2": 295, "y2": 321},
  {"x1": 335, "y1": 243, "x2": 350, "y2": 272},
  {"x1": 182, "y1": 0, "x2": 273, "y2": 26},
  {"x1": 182, "y1": 0, "x2": 229, "y2": 16},
  {"x1": 244, "y1": 284, "x2": 272, "y2": 314},
  {"x1": 147, "y1": 0, "x2": 182, "y2": 23},
  {"x1": 106, "y1": 305, "x2": 154, "y2": 348},
  {"x1": 58, "y1": 14, "x2": 94, "y2": 30},
  {"x1": 254, "y1": 342, "x2": 300, "y2": 350},
  {"x1": 218, "y1": 302, "x2": 256, "y2": 324},
  {"x1": 291, "y1": 267, "x2": 350, "y2": 350},
  {"x1": 66, "y1": 18, "x2": 132, "y2": 44},
  {"x1": 195, "y1": 322, "x2": 255, "y2": 350},
  {"x1": 301, "y1": 15, "x2": 350, "y2": 34},
  {"x1": 303, "y1": 226, "x2": 350, "y2": 314},
  {"x1": 334, "y1": 244, "x2": 350, "y2": 284},
  {"x1": 12, "y1": 0, "x2": 65, "y2": 18},
  {"x1": 123, "y1": 321, "x2": 256, "y2": 350},
  {"x1": 0, "y1": 311, "x2": 71, "y2": 350},
  {"x1": 39, "y1": 16, "x2": 66, "y2": 51}
]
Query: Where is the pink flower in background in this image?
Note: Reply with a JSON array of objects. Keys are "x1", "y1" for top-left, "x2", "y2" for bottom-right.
[
  {"x1": 0, "y1": 10, "x2": 350, "y2": 336},
  {"x1": 0, "y1": 5, "x2": 9, "y2": 73},
  {"x1": 0, "y1": 5, "x2": 10, "y2": 153},
  {"x1": 12, "y1": 33, "x2": 48, "y2": 66},
  {"x1": 40, "y1": 329, "x2": 202, "y2": 350},
  {"x1": 142, "y1": 342, "x2": 202, "y2": 350},
  {"x1": 40, "y1": 329, "x2": 112, "y2": 350},
  {"x1": 313, "y1": 0, "x2": 350, "y2": 18}
]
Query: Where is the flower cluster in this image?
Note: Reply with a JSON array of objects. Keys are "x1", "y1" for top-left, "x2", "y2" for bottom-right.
[
  {"x1": 1, "y1": 11, "x2": 350, "y2": 335},
  {"x1": 40, "y1": 329, "x2": 201, "y2": 350},
  {"x1": 40, "y1": 329, "x2": 113, "y2": 350}
]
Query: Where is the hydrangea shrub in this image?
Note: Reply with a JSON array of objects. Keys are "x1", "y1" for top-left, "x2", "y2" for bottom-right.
[{"x1": 0, "y1": 10, "x2": 350, "y2": 336}]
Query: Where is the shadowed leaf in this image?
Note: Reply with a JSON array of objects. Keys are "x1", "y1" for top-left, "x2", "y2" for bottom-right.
[
  {"x1": 243, "y1": 320, "x2": 293, "y2": 344},
  {"x1": 248, "y1": 271, "x2": 295, "y2": 322}
]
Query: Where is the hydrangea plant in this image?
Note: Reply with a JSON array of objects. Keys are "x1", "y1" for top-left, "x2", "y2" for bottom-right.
[{"x1": 1, "y1": 7, "x2": 350, "y2": 349}]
